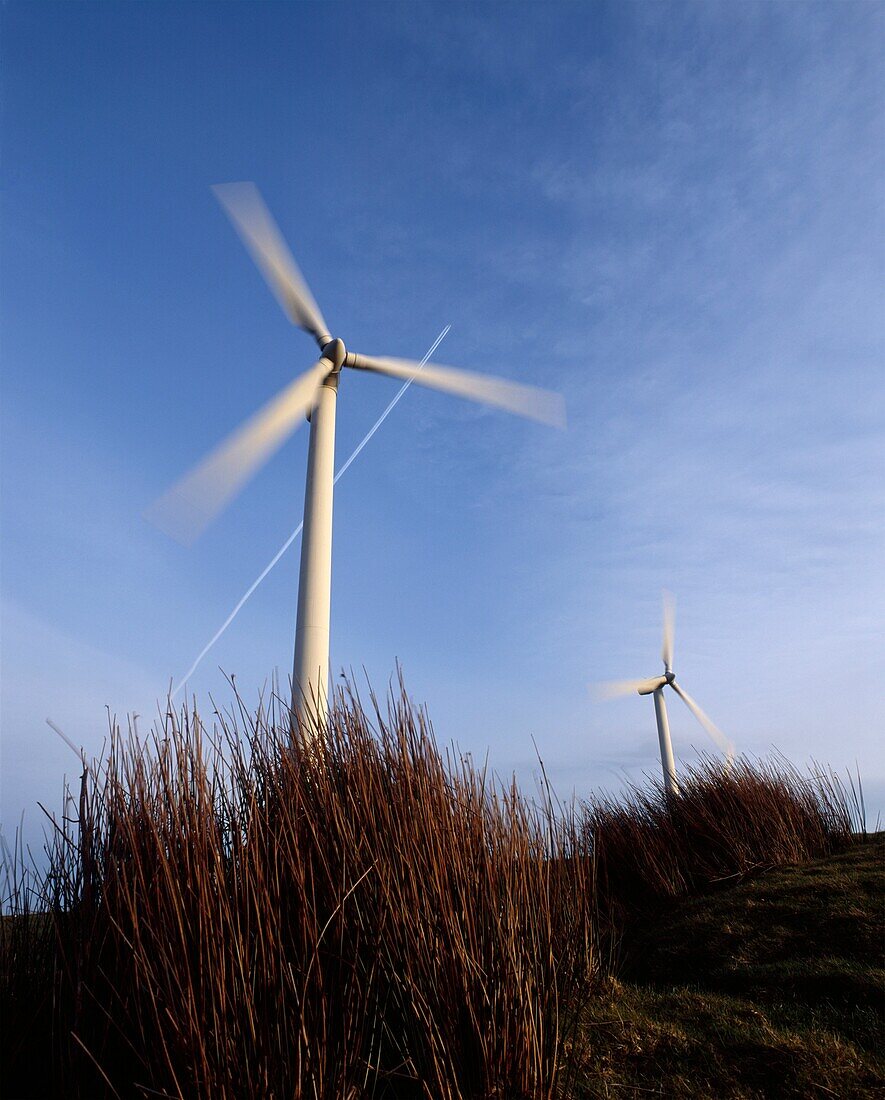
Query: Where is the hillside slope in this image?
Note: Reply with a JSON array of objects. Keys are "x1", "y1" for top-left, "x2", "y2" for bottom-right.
[{"x1": 574, "y1": 837, "x2": 884, "y2": 1098}]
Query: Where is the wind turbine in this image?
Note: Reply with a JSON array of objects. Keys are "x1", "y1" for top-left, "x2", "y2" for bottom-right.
[
  {"x1": 599, "y1": 593, "x2": 734, "y2": 795},
  {"x1": 147, "y1": 182, "x2": 566, "y2": 723}
]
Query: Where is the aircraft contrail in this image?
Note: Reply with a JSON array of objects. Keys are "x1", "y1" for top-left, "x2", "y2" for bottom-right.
[{"x1": 171, "y1": 324, "x2": 451, "y2": 696}]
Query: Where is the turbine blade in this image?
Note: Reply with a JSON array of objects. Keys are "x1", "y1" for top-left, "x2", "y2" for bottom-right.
[
  {"x1": 347, "y1": 353, "x2": 566, "y2": 428},
  {"x1": 670, "y1": 682, "x2": 734, "y2": 761},
  {"x1": 145, "y1": 359, "x2": 329, "y2": 544},
  {"x1": 595, "y1": 676, "x2": 667, "y2": 700},
  {"x1": 212, "y1": 182, "x2": 331, "y2": 345},
  {"x1": 662, "y1": 589, "x2": 675, "y2": 672}
]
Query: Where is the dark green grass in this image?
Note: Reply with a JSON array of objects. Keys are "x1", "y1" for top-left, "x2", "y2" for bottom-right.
[{"x1": 573, "y1": 837, "x2": 885, "y2": 1098}]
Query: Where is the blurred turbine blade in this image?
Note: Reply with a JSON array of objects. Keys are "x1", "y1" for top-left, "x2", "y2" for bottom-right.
[
  {"x1": 347, "y1": 353, "x2": 566, "y2": 428},
  {"x1": 213, "y1": 182, "x2": 331, "y2": 345},
  {"x1": 662, "y1": 589, "x2": 675, "y2": 671},
  {"x1": 146, "y1": 359, "x2": 329, "y2": 544},
  {"x1": 596, "y1": 676, "x2": 667, "y2": 700},
  {"x1": 670, "y1": 681, "x2": 734, "y2": 761}
]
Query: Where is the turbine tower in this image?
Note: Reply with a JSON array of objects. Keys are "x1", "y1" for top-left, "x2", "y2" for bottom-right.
[
  {"x1": 147, "y1": 183, "x2": 566, "y2": 725},
  {"x1": 599, "y1": 593, "x2": 734, "y2": 795}
]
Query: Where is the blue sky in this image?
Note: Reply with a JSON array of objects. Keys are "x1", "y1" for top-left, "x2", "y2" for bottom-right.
[{"x1": 2, "y1": 2, "x2": 883, "y2": 849}]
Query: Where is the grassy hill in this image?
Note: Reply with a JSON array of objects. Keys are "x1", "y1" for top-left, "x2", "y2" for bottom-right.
[
  {"x1": 1, "y1": 687, "x2": 881, "y2": 1097},
  {"x1": 573, "y1": 837, "x2": 884, "y2": 1097}
]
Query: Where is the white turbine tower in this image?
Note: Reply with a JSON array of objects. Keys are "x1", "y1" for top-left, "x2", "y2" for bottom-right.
[
  {"x1": 147, "y1": 182, "x2": 566, "y2": 724},
  {"x1": 600, "y1": 593, "x2": 734, "y2": 795}
]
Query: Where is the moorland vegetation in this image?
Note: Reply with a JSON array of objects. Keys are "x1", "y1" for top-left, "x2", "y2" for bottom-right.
[{"x1": 1, "y1": 681, "x2": 879, "y2": 1097}]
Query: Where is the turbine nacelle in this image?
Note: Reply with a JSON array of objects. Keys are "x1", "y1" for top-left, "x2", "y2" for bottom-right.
[
  {"x1": 637, "y1": 675, "x2": 668, "y2": 695},
  {"x1": 321, "y1": 337, "x2": 347, "y2": 371}
]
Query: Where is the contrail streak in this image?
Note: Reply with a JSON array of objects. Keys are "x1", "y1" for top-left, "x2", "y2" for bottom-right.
[{"x1": 172, "y1": 325, "x2": 451, "y2": 696}]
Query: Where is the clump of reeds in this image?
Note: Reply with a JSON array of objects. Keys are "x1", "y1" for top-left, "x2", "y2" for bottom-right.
[
  {"x1": 586, "y1": 753, "x2": 862, "y2": 924},
  {"x1": 2, "y1": 680, "x2": 596, "y2": 1099}
]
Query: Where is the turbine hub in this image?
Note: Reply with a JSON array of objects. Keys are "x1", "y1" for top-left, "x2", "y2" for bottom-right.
[
  {"x1": 665, "y1": 670, "x2": 676, "y2": 684},
  {"x1": 322, "y1": 337, "x2": 347, "y2": 371}
]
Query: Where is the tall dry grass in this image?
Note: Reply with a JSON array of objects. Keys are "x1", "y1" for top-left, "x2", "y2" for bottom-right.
[
  {"x1": 1, "y1": 681, "x2": 861, "y2": 1098},
  {"x1": 586, "y1": 753, "x2": 861, "y2": 935},
  {"x1": 2, "y1": 682, "x2": 595, "y2": 1098}
]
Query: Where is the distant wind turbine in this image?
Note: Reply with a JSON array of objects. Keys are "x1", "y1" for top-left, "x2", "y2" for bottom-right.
[
  {"x1": 147, "y1": 183, "x2": 566, "y2": 722},
  {"x1": 598, "y1": 593, "x2": 734, "y2": 795}
]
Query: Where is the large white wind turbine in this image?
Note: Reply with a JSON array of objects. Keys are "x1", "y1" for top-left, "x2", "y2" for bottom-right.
[
  {"x1": 147, "y1": 183, "x2": 566, "y2": 722},
  {"x1": 599, "y1": 593, "x2": 734, "y2": 795}
]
